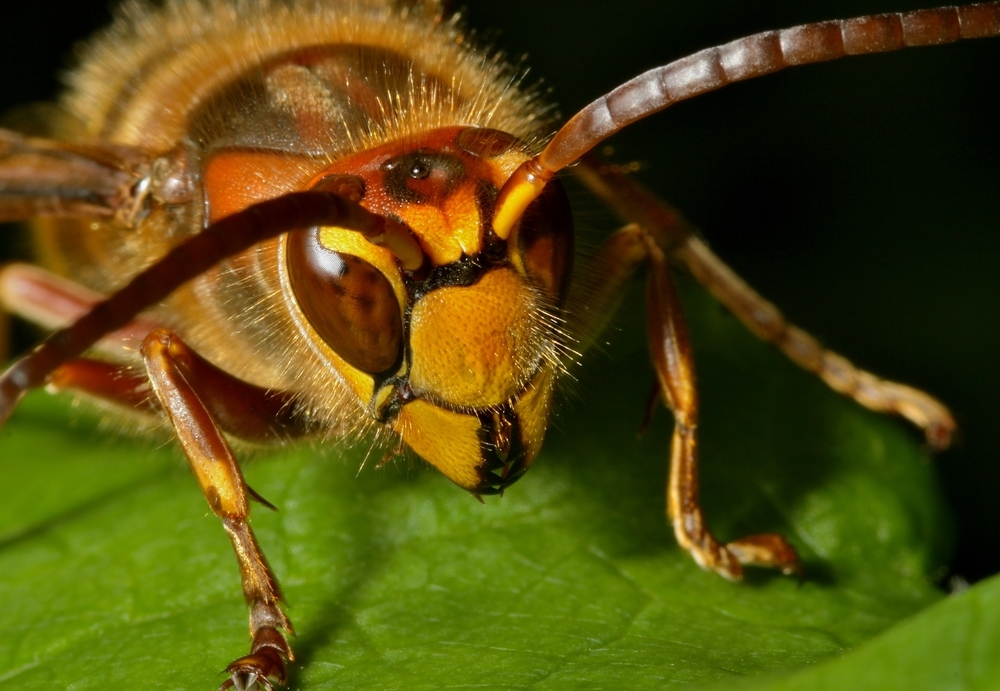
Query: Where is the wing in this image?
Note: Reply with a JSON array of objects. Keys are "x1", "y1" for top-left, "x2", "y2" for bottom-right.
[{"x1": 0, "y1": 128, "x2": 153, "y2": 222}]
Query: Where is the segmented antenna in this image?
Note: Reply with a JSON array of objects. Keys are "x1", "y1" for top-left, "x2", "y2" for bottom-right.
[{"x1": 493, "y1": 2, "x2": 1000, "y2": 239}]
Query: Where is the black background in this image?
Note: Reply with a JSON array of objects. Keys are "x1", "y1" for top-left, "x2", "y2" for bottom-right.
[{"x1": 1, "y1": 0, "x2": 997, "y2": 581}]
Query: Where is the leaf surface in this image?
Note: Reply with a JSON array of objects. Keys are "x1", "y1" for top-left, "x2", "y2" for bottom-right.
[{"x1": 0, "y1": 286, "x2": 965, "y2": 690}]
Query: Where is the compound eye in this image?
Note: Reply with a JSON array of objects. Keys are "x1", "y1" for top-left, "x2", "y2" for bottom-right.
[
  {"x1": 287, "y1": 227, "x2": 402, "y2": 374},
  {"x1": 517, "y1": 180, "x2": 574, "y2": 303}
]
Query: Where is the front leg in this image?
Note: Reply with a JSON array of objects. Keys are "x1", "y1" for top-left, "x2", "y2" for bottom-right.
[
  {"x1": 3, "y1": 265, "x2": 306, "y2": 686},
  {"x1": 140, "y1": 329, "x2": 294, "y2": 691}
]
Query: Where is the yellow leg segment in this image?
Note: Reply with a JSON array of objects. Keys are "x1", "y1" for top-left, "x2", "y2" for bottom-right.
[{"x1": 141, "y1": 329, "x2": 293, "y2": 691}]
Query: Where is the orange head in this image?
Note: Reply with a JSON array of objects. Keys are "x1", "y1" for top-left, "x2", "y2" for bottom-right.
[{"x1": 277, "y1": 127, "x2": 574, "y2": 494}]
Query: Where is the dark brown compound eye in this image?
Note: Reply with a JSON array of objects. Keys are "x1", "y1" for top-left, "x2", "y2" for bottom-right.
[
  {"x1": 287, "y1": 227, "x2": 402, "y2": 374},
  {"x1": 517, "y1": 179, "x2": 574, "y2": 303}
]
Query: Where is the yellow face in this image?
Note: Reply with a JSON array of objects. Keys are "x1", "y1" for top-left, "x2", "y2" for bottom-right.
[{"x1": 238, "y1": 126, "x2": 577, "y2": 494}]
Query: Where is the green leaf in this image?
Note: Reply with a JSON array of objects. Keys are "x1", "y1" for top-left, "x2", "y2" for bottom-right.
[
  {"x1": 711, "y1": 572, "x2": 1000, "y2": 691},
  {"x1": 0, "y1": 284, "x2": 965, "y2": 690}
]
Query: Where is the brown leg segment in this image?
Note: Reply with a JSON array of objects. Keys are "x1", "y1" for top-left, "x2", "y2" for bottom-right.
[
  {"x1": 47, "y1": 358, "x2": 158, "y2": 415},
  {"x1": 672, "y1": 237, "x2": 955, "y2": 450},
  {"x1": 569, "y1": 223, "x2": 799, "y2": 579},
  {"x1": 138, "y1": 328, "x2": 294, "y2": 691},
  {"x1": 644, "y1": 234, "x2": 800, "y2": 581},
  {"x1": 45, "y1": 351, "x2": 310, "y2": 447},
  {"x1": 573, "y1": 156, "x2": 956, "y2": 450}
]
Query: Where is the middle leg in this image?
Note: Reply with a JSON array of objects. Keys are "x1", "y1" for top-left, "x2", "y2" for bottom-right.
[
  {"x1": 644, "y1": 232, "x2": 800, "y2": 580},
  {"x1": 567, "y1": 223, "x2": 800, "y2": 580}
]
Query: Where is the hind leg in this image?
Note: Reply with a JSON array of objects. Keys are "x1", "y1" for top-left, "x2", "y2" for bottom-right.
[{"x1": 572, "y1": 156, "x2": 955, "y2": 449}]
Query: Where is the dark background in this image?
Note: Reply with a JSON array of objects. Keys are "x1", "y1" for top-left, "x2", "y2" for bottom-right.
[{"x1": 1, "y1": 0, "x2": 997, "y2": 581}]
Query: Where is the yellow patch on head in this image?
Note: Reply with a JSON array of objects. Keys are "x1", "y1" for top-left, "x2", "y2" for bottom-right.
[
  {"x1": 394, "y1": 399, "x2": 483, "y2": 491},
  {"x1": 392, "y1": 181, "x2": 484, "y2": 266},
  {"x1": 409, "y1": 268, "x2": 545, "y2": 408}
]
